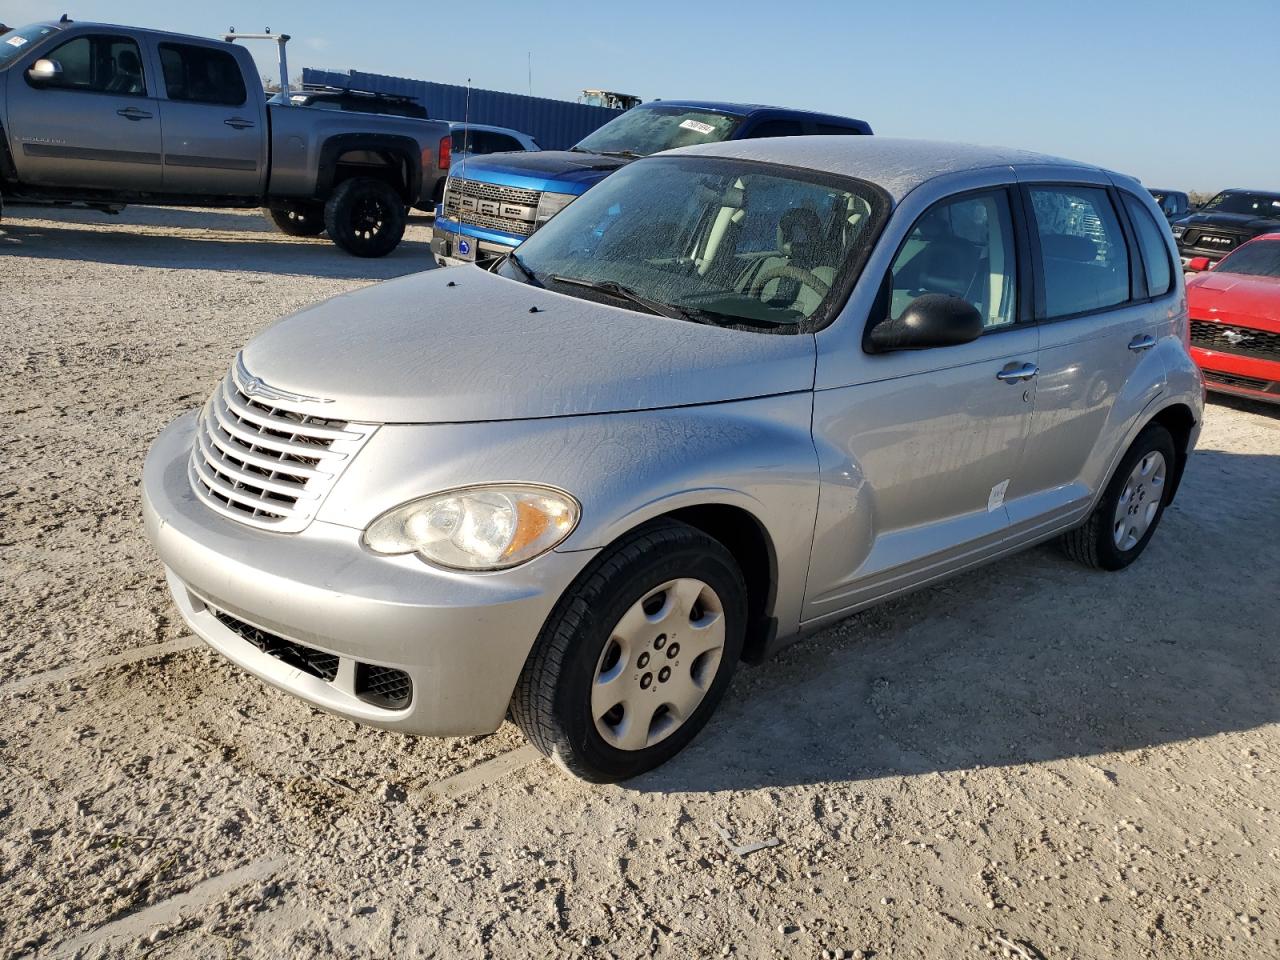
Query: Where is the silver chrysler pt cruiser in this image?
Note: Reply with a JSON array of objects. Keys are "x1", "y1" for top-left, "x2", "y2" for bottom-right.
[{"x1": 143, "y1": 138, "x2": 1203, "y2": 781}]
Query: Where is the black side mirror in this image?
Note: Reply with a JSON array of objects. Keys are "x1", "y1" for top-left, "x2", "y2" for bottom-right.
[{"x1": 866, "y1": 293, "x2": 984, "y2": 353}]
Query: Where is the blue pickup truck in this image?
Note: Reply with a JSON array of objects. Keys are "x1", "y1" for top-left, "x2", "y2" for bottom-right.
[{"x1": 430, "y1": 99, "x2": 872, "y2": 267}]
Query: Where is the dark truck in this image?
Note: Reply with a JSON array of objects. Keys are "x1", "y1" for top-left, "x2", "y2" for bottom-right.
[
  {"x1": 1173, "y1": 189, "x2": 1280, "y2": 268},
  {"x1": 0, "y1": 19, "x2": 451, "y2": 256}
]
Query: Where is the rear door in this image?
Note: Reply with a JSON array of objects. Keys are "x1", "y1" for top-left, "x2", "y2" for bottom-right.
[
  {"x1": 150, "y1": 39, "x2": 265, "y2": 195},
  {"x1": 1008, "y1": 172, "x2": 1166, "y2": 537},
  {"x1": 6, "y1": 29, "x2": 162, "y2": 190}
]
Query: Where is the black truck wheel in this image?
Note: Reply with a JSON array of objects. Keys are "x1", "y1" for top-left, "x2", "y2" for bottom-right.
[
  {"x1": 323, "y1": 178, "x2": 406, "y2": 258},
  {"x1": 264, "y1": 202, "x2": 327, "y2": 237}
]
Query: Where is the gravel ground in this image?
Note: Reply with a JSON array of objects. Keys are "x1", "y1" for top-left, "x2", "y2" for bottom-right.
[{"x1": 1, "y1": 205, "x2": 1278, "y2": 960}]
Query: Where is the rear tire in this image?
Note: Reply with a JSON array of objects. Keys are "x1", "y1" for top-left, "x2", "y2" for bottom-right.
[
  {"x1": 323, "y1": 178, "x2": 406, "y2": 258},
  {"x1": 1059, "y1": 423, "x2": 1176, "y2": 571},
  {"x1": 264, "y1": 202, "x2": 326, "y2": 237},
  {"x1": 512, "y1": 520, "x2": 747, "y2": 783}
]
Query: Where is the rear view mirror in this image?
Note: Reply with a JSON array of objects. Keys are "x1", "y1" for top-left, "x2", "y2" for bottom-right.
[
  {"x1": 27, "y1": 58, "x2": 62, "y2": 86},
  {"x1": 1186, "y1": 256, "x2": 1211, "y2": 272},
  {"x1": 867, "y1": 293, "x2": 984, "y2": 352}
]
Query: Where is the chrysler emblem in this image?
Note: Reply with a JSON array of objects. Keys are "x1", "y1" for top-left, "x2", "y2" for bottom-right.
[{"x1": 235, "y1": 354, "x2": 334, "y2": 404}]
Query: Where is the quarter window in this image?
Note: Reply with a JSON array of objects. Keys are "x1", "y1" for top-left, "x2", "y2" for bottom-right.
[
  {"x1": 1029, "y1": 186, "x2": 1130, "y2": 319},
  {"x1": 159, "y1": 43, "x2": 246, "y2": 106},
  {"x1": 39, "y1": 35, "x2": 146, "y2": 96},
  {"x1": 746, "y1": 119, "x2": 807, "y2": 139},
  {"x1": 889, "y1": 190, "x2": 1018, "y2": 330},
  {"x1": 1122, "y1": 194, "x2": 1173, "y2": 298}
]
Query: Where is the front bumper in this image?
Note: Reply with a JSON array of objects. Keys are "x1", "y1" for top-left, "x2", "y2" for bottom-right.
[
  {"x1": 141, "y1": 412, "x2": 597, "y2": 735},
  {"x1": 430, "y1": 217, "x2": 520, "y2": 268},
  {"x1": 1190, "y1": 346, "x2": 1280, "y2": 404}
]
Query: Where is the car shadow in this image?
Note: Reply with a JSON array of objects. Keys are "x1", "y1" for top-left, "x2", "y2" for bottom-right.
[
  {"x1": 630, "y1": 446, "x2": 1280, "y2": 793},
  {"x1": 1208, "y1": 392, "x2": 1280, "y2": 419},
  {"x1": 0, "y1": 209, "x2": 435, "y2": 281}
]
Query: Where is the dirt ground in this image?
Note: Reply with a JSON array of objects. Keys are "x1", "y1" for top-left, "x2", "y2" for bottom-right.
[{"x1": 1, "y1": 205, "x2": 1278, "y2": 960}]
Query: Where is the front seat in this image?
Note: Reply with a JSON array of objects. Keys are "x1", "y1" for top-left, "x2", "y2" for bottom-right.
[
  {"x1": 757, "y1": 208, "x2": 837, "y2": 315},
  {"x1": 107, "y1": 49, "x2": 144, "y2": 95}
]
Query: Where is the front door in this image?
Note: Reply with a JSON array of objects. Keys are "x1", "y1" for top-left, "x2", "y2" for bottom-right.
[
  {"x1": 804, "y1": 186, "x2": 1038, "y2": 622},
  {"x1": 7, "y1": 31, "x2": 162, "y2": 190},
  {"x1": 151, "y1": 40, "x2": 264, "y2": 196}
]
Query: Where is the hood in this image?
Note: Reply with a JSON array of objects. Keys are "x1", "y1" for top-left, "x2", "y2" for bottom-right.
[
  {"x1": 1187, "y1": 270, "x2": 1280, "y2": 330},
  {"x1": 1175, "y1": 210, "x2": 1280, "y2": 233},
  {"x1": 450, "y1": 150, "x2": 629, "y2": 193},
  {"x1": 239, "y1": 268, "x2": 816, "y2": 424}
]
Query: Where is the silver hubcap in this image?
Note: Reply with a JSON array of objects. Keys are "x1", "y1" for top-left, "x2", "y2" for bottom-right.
[
  {"x1": 591, "y1": 578, "x2": 726, "y2": 751},
  {"x1": 1113, "y1": 451, "x2": 1166, "y2": 551}
]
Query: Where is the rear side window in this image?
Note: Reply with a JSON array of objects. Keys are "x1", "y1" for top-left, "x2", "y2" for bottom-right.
[
  {"x1": 816, "y1": 123, "x2": 863, "y2": 135},
  {"x1": 1122, "y1": 194, "x2": 1173, "y2": 298},
  {"x1": 746, "y1": 119, "x2": 806, "y2": 139},
  {"x1": 40, "y1": 35, "x2": 146, "y2": 96},
  {"x1": 159, "y1": 43, "x2": 246, "y2": 106},
  {"x1": 1029, "y1": 186, "x2": 1130, "y2": 319}
]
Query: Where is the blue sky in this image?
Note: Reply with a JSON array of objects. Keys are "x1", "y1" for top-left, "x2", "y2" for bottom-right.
[{"x1": 5, "y1": 0, "x2": 1276, "y2": 192}]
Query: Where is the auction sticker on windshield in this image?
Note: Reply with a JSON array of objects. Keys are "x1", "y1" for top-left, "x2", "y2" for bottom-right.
[
  {"x1": 6, "y1": 36, "x2": 28, "y2": 46},
  {"x1": 679, "y1": 119, "x2": 716, "y2": 135}
]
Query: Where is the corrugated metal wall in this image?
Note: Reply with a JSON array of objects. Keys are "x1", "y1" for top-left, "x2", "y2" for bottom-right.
[{"x1": 300, "y1": 68, "x2": 622, "y2": 150}]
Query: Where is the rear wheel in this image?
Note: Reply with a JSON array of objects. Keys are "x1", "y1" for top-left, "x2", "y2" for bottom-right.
[
  {"x1": 324, "y1": 177, "x2": 406, "y2": 258},
  {"x1": 512, "y1": 521, "x2": 747, "y2": 782},
  {"x1": 1059, "y1": 423, "x2": 1176, "y2": 570},
  {"x1": 264, "y1": 201, "x2": 326, "y2": 237}
]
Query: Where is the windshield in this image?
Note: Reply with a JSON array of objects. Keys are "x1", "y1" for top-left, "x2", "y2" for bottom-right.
[
  {"x1": 1201, "y1": 191, "x2": 1280, "y2": 219},
  {"x1": 1215, "y1": 239, "x2": 1280, "y2": 278},
  {"x1": 0, "y1": 23, "x2": 59, "y2": 65},
  {"x1": 498, "y1": 156, "x2": 887, "y2": 331},
  {"x1": 573, "y1": 105, "x2": 742, "y2": 158}
]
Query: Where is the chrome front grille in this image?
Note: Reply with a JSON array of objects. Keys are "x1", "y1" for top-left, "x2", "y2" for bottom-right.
[
  {"x1": 443, "y1": 177, "x2": 540, "y2": 237},
  {"x1": 188, "y1": 356, "x2": 375, "y2": 533}
]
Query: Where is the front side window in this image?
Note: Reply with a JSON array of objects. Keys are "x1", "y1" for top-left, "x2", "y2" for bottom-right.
[
  {"x1": 159, "y1": 43, "x2": 246, "y2": 106},
  {"x1": 889, "y1": 190, "x2": 1018, "y2": 330},
  {"x1": 1122, "y1": 193, "x2": 1173, "y2": 298},
  {"x1": 501, "y1": 156, "x2": 887, "y2": 330},
  {"x1": 1213, "y1": 239, "x2": 1280, "y2": 278},
  {"x1": 1200, "y1": 191, "x2": 1280, "y2": 218},
  {"x1": 745, "y1": 119, "x2": 806, "y2": 139},
  {"x1": 36, "y1": 34, "x2": 146, "y2": 95},
  {"x1": 573, "y1": 105, "x2": 742, "y2": 158},
  {"x1": 1029, "y1": 186, "x2": 1130, "y2": 319}
]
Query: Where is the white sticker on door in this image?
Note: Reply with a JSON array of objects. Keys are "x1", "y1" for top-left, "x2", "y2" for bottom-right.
[
  {"x1": 988, "y1": 479, "x2": 1010, "y2": 512},
  {"x1": 679, "y1": 119, "x2": 716, "y2": 135}
]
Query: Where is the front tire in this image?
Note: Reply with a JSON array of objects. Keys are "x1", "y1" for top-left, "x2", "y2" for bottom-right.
[
  {"x1": 264, "y1": 201, "x2": 326, "y2": 237},
  {"x1": 323, "y1": 178, "x2": 406, "y2": 258},
  {"x1": 1059, "y1": 423, "x2": 1176, "y2": 570},
  {"x1": 512, "y1": 521, "x2": 747, "y2": 783}
]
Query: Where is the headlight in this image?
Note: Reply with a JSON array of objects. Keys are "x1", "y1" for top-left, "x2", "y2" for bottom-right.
[
  {"x1": 1172, "y1": 225, "x2": 1185, "y2": 238},
  {"x1": 535, "y1": 191, "x2": 577, "y2": 226},
  {"x1": 364, "y1": 484, "x2": 579, "y2": 570}
]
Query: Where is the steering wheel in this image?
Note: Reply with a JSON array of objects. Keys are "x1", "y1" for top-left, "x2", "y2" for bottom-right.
[{"x1": 748, "y1": 263, "x2": 831, "y2": 301}]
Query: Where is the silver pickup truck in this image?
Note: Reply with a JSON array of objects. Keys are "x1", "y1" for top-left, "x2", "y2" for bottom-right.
[{"x1": 0, "y1": 19, "x2": 451, "y2": 256}]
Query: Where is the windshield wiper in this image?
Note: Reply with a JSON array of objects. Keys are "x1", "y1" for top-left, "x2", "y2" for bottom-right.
[
  {"x1": 505, "y1": 251, "x2": 544, "y2": 287},
  {"x1": 676, "y1": 305, "x2": 795, "y2": 330},
  {"x1": 548, "y1": 275, "x2": 694, "y2": 322},
  {"x1": 592, "y1": 149, "x2": 644, "y2": 160}
]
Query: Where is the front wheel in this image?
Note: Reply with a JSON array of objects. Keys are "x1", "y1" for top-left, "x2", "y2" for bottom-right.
[
  {"x1": 323, "y1": 178, "x2": 406, "y2": 258},
  {"x1": 511, "y1": 521, "x2": 747, "y2": 782},
  {"x1": 1059, "y1": 423, "x2": 1176, "y2": 570}
]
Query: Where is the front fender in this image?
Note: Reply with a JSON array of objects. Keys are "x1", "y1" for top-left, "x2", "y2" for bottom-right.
[{"x1": 317, "y1": 394, "x2": 821, "y2": 639}]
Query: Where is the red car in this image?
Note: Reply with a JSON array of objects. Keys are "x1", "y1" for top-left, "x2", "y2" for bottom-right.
[{"x1": 1185, "y1": 233, "x2": 1280, "y2": 404}]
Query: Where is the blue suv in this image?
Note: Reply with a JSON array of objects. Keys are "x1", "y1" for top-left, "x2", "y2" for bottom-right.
[{"x1": 431, "y1": 99, "x2": 872, "y2": 266}]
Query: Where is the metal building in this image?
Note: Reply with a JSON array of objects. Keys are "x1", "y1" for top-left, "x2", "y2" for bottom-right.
[{"x1": 300, "y1": 68, "x2": 624, "y2": 150}]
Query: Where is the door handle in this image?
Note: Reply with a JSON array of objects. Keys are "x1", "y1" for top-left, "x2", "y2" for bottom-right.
[
  {"x1": 1128, "y1": 334, "x2": 1156, "y2": 352},
  {"x1": 116, "y1": 107, "x2": 153, "y2": 121},
  {"x1": 996, "y1": 362, "x2": 1039, "y2": 383},
  {"x1": 224, "y1": 118, "x2": 254, "y2": 129}
]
